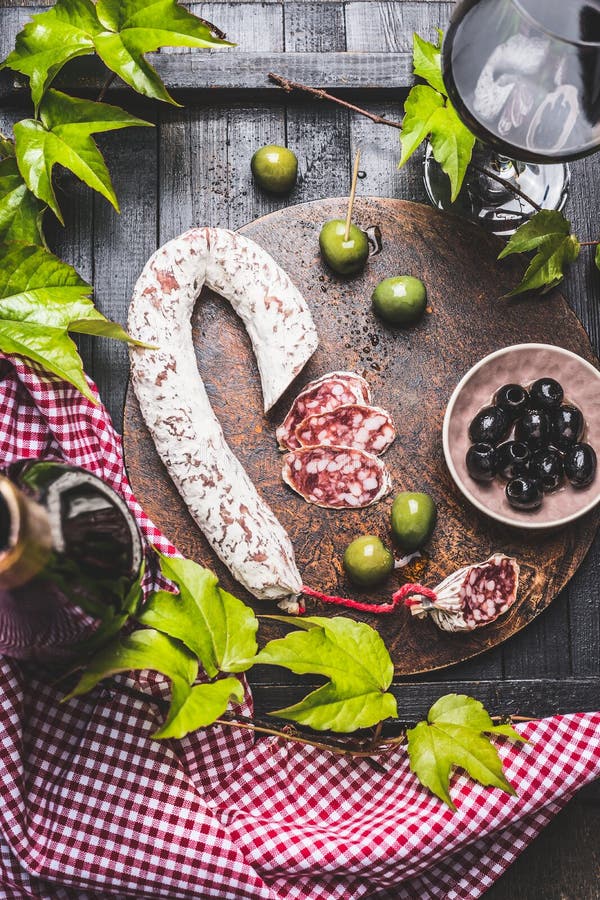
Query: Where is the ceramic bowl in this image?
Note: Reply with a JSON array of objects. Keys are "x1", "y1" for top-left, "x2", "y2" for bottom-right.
[{"x1": 443, "y1": 343, "x2": 600, "y2": 530}]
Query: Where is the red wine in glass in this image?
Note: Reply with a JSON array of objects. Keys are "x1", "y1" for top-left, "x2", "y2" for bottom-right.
[{"x1": 424, "y1": 0, "x2": 600, "y2": 233}]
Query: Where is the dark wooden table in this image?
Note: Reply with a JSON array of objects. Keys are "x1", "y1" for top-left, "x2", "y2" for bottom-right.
[{"x1": 1, "y1": 1, "x2": 599, "y2": 896}]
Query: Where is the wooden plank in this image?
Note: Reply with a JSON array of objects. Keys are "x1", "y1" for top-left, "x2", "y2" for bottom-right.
[
  {"x1": 90, "y1": 125, "x2": 159, "y2": 424},
  {"x1": 485, "y1": 800, "x2": 600, "y2": 900},
  {"x1": 345, "y1": 0, "x2": 454, "y2": 50},
  {"x1": 252, "y1": 678, "x2": 600, "y2": 719},
  {"x1": 157, "y1": 4, "x2": 285, "y2": 245},
  {"x1": 0, "y1": 51, "x2": 416, "y2": 102},
  {"x1": 283, "y1": 3, "x2": 351, "y2": 206}
]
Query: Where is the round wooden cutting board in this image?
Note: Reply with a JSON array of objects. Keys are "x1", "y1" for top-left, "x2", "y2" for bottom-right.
[{"x1": 123, "y1": 198, "x2": 600, "y2": 675}]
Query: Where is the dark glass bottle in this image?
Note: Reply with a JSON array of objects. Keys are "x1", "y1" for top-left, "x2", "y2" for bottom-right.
[{"x1": 0, "y1": 460, "x2": 143, "y2": 662}]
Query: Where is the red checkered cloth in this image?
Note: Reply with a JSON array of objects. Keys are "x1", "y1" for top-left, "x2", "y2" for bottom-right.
[{"x1": 0, "y1": 355, "x2": 599, "y2": 900}]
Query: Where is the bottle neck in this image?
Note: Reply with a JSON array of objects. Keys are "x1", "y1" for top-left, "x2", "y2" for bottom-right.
[{"x1": 0, "y1": 478, "x2": 53, "y2": 589}]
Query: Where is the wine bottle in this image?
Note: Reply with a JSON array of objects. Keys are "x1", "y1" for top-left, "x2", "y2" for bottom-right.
[{"x1": 0, "y1": 460, "x2": 143, "y2": 662}]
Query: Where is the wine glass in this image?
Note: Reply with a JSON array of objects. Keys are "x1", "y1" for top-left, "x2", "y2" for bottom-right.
[{"x1": 424, "y1": 0, "x2": 600, "y2": 235}]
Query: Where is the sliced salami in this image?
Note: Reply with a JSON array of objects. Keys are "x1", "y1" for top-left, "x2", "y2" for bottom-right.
[
  {"x1": 276, "y1": 371, "x2": 371, "y2": 450},
  {"x1": 282, "y1": 446, "x2": 392, "y2": 509},
  {"x1": 295, "y1": 403, "x2": 396, "y2": 455},
  {"x1": 404, "y1": 553, "x2": 520, "y2": 632}
]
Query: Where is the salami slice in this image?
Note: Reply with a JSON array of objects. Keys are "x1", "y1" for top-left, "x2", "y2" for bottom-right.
[
  {"x1": 295, "y1": 403, "x2": 396, "y2": 455},
  {"x1": 282, "y1": 446, "x2": 392, "y2": 509},
  {"x1": 276, "y1": 371, "x2": 371, "y2": 451},
  {"x1": 404, "y1": 554, "x2": 520, "y2": 632}
]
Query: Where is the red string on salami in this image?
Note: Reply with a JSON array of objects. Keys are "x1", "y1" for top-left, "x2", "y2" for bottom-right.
[{"x1": 300, "y1": 583, "x2": 437, "y2": 614}]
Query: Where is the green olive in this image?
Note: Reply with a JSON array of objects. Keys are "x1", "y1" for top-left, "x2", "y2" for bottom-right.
[
  {"x1": 390, "y1": 492, "x2": 437, "y2": 552},
  {"x1": 372, "y1": 276, "x2": 427, "y2": 326},
  {"x1": 343, "y1": 535, "x2": 394, "y2": 587},
  {"x1": 251, "y1": 145, "x2": 298, "y2": 194},
  {"x1": 319, "y1": 219, "x2": 369, "y2": 276}
]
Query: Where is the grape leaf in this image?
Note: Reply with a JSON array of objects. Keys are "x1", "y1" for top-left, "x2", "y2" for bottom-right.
[
  {"x1": 0, "y1": 242, "x2": 149, "y2": 402},
  {"x1": 498, "y1": 210, "x2": 581, "y2": 296},
  {"x1": 0, "y1": 157, "x2": 46, "y2": 245},
  {"x1": 1, "y1": 0, "x2": 232, "y2": 111},
  {"x1": 255, "y1": 616, "x2": 397, "y2": 732},
  {"x1": 154, "y1": 676, "x2": 245, "y2": 739},
  {"x1": 137, "y1": 555, "x2": 258, "y2": 678},
  {"x1": 412, "y1": 32, "x2": 446, "y2": 96},
  {"x1": 64, "y1": 627, "x2": 198, "y2": 700},
  {"x1": 399, "y1": 85, "x2": 444, "y2": 167},
  {"x1": 93, "y1": 0, "x2": 233, "y2": 104},
  {"x1": 595, "y1": 243, "x2": 600, "y2": 272},
  {"x1": 13, "y1": 90, "x2": 151, "y2": 223},
  {"x1": 407, "y1": 694, "x2": 526, "y2": 810},
  {"x1": 1, "y1": 0, "x2": 101, "y2": 112},
  {"x1": 399, "y1": 30, "x2": 475, "y2": 202},
  {"x1": 428, "y1": 103, "x2": 476, "y2": 203}
]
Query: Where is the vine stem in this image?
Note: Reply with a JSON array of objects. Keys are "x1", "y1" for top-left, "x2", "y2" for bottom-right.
[
  {"x1": 268, "y1": 72, "x2": 543, "y2": 213},
  {"x1": 109, "y1": 679, "x2": 537, "y2": 756},
  {"x1": 581, "y1": 241, "x2": 600, "y2": 247},
  {"x1": 97, "y1": 72, "x2": 116, "y2": 103}
]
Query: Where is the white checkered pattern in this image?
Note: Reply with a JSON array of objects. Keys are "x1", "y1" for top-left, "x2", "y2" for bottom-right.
[{"x1": 0, "y1": 355, "x2": 599, "y2": 899}]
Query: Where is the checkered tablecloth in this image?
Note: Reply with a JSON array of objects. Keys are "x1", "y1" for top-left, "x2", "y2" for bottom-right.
[{"x1": 1, "y1": 355, "x2": 599, "y2": 900}]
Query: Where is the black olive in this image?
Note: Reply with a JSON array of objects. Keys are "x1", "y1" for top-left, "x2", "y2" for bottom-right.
[
  {"x1": 494, "y1": 384, "x2": 529, "y2": 420},
  {"x1": 549, "y1": 404, "x2": 584, "y2": 451},
  {"x1": 563, "y1": 443, "x2": 597, "y2": 487},
  {"x1": 496, "y1": 441, "x2": 531, "y2": 479},
  {"x1": 466, "y1": 443, "x2": 498, "y2": 482},
  {"x1": 531, "y1": 448, "x2": 564, "y2": 492},
  {"x1": 506, "y1": 477, "x2": 543, "y2": 511},
  {"x1": 468, "y1": 405, "x2": 511, "y2": 445},
  {"x1": 514, "y1": 409, "x2": 550, "y2": 450},
  {"x1": 528, "y1": 377, "x2": 564, "y2": 410}
]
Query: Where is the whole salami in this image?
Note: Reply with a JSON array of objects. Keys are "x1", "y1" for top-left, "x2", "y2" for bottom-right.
[
  {"x1": 403, "y1": 554, "x2": 520, "y2": 631},
  {"x1": 276, "y1": 371, "x2": 371, "y2": 450},
  {"x1": 282, "y1": 446, "x2": 392, "y2": 509},
  {"x1": 295, "y1": 403, "x2": 396, "y2": 455},
  {"x1": 128, "y1": 227, "x2": 318, "y2": 607}
]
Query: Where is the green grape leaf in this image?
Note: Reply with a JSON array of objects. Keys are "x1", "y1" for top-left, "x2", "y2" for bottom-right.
[
  {"x1": 154, "y1": 676, "x2": 245, "y2": 739},
  {"x1": 255, "y1": 615, "x2": 397, "y2": 732},
  {"x1": 137, "y1": 555, "x2": 259, "y2": 678},
  {"x1": 1, "y1": 0, "x2": 101, "y2": 112},
  {"x1": 93, "y1": 0, "x2": 233, "y2": 105},
  {"x1": 64, "y1": 627, "x2": 198, "y2": 700},
  {"x1": 407, "y1": 694, "x2": 526, "y2": 811},
  {"x1": 1, "y1": 0, "x2": 231, "y2": 111},
  {"x1": 428, "y1": 103, "x2": 476, "y2": 202},
  {"x1": 498, "y1": 210, "x2": 581, "y2": 296},
  {"x1": 0, "y1": 242, "x2": 147, "y2": 401},
  {"x1": 595, "y1": 243, "x2": 600, "y2": 272},
  {"x1": 0, "y1": 157, "x2": 46, "y2": 245},
  {"x1": 412, "y1": 32, "x2": 446, "y2": 96},
  {"x1": 399, "y1": 85, "x2": 444, "y2": 167},
  {"x1": 13, "y1": 90, "x2": 151, "y2": 223}
]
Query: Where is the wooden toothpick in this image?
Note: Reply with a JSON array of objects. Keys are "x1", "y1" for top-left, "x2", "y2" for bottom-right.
[{"x1": 344, "y1": 149, "x2": 361, "y2": 241}]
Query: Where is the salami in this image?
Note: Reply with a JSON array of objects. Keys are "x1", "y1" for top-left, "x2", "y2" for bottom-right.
[
  {"x1": 128, "y1": 227, "x2": 318, "y2": 607},
  {"x1": 403, "y1": 553, "x2": 520, "y2": 632},
  {"x1": 295, "y1": 403, "x2": 396, "y2": 455},
  {"x1": 276, "y1": 371, "x2": 371, "y2": 450},
  {"x1": 282, "y1": 446, "x2": 392, "y2": 509}
]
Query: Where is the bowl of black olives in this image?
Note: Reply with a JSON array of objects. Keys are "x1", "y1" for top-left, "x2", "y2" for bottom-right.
[{"x1": 443, "y1": 344, "x2": 600, "y2": 529}]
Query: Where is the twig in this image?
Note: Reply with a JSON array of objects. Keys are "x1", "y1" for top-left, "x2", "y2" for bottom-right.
[
  {"x1": 268, "y1": 72, "x2": 543, "y2": 213},
  {"x1": 97, "y1": 72, "x2": 116, "y2": 103},
  {"x1": 469, "y1": 161, "x2": 542, "y2": 212},
  {"x1": 215, "y1": 717, "x2": 407, "y2": 758},
  {"x1": 345, "y1": 149, "x2": 361, "y2": 240},
  {"x1": 268, "y1": 72, "x2": 404, "y2": 129},
  {"x1": 581, "y1": 241, "x2": 600, "y2": 247}
]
